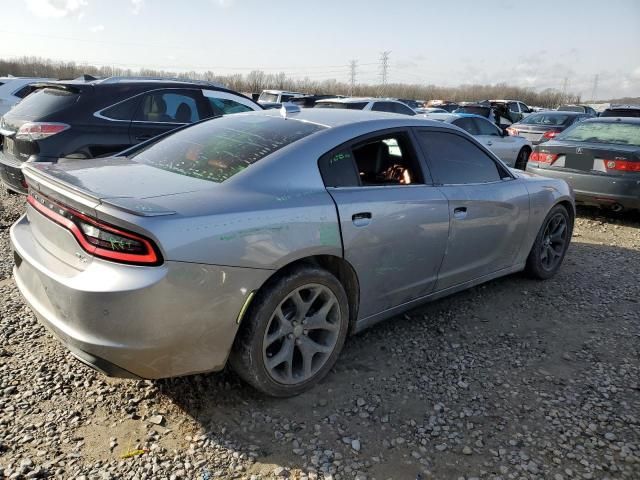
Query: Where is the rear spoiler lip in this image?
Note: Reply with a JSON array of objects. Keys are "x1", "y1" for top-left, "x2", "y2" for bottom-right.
[
  {"x1": 28, "y1": 82, "x2": 92, "y2": 93},
  {"x1": 22, "y1": 163, "x2": 176, "y2": 217}
]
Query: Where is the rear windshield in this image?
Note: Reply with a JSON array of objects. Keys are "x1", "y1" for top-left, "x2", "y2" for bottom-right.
[
  {"x1": 600, "y1": 109, "x2": 640, "y2": 118},
  {"x1": 454, "y1": 106, "x2": 489, "y2": 117},
  {"x1": 315, "y1": 102, "x2": 368, "y2": 110},
  {"x1": 259, "y1": 92, "x2": 279, "y2": 103},
  {"x1": 131, "y1": 114, "x2": 326, "y2": 183},
  {"x1": 557, "y1": 105, "x2": 584, "y2": 113},
  {"x1": 558, "y1": 122, "x2": 640, "y2": 147},
  {"x1": 520, "y1": 113, "x2": 571, "y2": 125},
  {"x1": 6, "y1": 87, "x2": 78, "y2": 119}
]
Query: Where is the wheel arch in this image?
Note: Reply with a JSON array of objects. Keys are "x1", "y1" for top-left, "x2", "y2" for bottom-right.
[{"x1": 254, "y1": 254, "x2": 360, "y2": 332}]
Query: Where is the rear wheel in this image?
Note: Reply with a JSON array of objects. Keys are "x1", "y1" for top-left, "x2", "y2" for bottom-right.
[
  {"x1": 515, "y1": 147, "x2": 531, "y2": 170},
  {"x1": 525, "y1": 204, "x2": 572, "y2": 279},
  {"x1": 230, "y1": 266, "x2": 349, "y2": 397}
]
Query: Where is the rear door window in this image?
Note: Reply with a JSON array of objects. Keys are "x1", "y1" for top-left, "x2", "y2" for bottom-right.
[
  {"x1": 132, "y1": 115, "x2": 326, "y2": 182},
  {"x1": 134, "y1": 90, "x2": 202, "y2": 124},
  {"x1": 391, "y1": 102, "x2": 416, "y2": 116},
  {"x1": 5, "y1": 87, "x2": 78, "y2": 119},
  {"x1": 202, "y1": 90, "x2": 259, "y2": 115},
  {"x1": 474, "y1": 117, "x2": 501, "y2": 136},
  {"x1": 100, "y1": 96, "x2": 141, "y2": 121},
  {"x1": 452, "y1": 117, "x2": 479, "y2": 135},
  {"x1": 371, "y1": 102, "x2": 395, "y2": 113},
  {"x1": 416, "y1": 130, "x2": 505, "y2": 184}
]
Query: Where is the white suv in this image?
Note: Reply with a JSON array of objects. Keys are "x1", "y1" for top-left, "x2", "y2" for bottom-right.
[
  {"x1": 258, "y1": 90, "x2": 306, "y2": 105},
  {"x1": 314, "y1": 97, "x2": 417, "y2": 116},
  {"x1": 0, "y1": 76, "x2": 53, "y2": 116}
]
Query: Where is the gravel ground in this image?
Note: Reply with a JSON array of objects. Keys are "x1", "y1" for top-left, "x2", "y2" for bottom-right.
[{"x1": 1, "y1": 189, "x2": 639, "y2": 480}]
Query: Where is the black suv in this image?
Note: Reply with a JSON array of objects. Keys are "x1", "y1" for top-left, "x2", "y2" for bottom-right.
[
  {"x1": 600, "y1": 105, "x2": 640, "y2": 118},
  {"x1": 0, "y1": 76, "x2": 261, "y2": 193}
]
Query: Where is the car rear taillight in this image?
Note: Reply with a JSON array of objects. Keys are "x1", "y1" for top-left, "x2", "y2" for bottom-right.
[
  {"x1": 506, "y1": 127, "x2": 518, "y2": 136},
  {"x1": 530, "y1": 151, "x2": 559, "y2": 164},
  {"x1": 16, "y1": 122, "x2": 70, "y2": 141},
  {"x1": 27, "y1": 192, "x2": 162, "y2": 266},
  {"x1": 542, "y1": 129, "x2": 561, "y2": 139},
  {"x1": 603, "y1": 159, "x2": 640, "y2": 172}
]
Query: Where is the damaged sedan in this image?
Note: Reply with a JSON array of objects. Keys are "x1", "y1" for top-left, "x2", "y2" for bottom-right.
[{"x1": 11, "y1": 108, "x2": 574, "y2": 396}]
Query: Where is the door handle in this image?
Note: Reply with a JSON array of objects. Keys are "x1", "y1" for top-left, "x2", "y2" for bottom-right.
[
  {"x1": 135, "y1": 134, "x2": 153, "y2": 141},
  {"x1": 352, "y1": 212, "x2": 372, "y2": 227},
  {"x1": 486, "y1": 140, "x2": 493, "y2": 146},
  {"x1": 453, "y1": 207, "x2": 468, "y2": 219}
]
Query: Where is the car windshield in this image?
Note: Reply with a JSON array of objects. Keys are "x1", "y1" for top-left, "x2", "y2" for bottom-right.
[
  {"x1": 520, "y1": 113, "x2": 571, "y2": 125},
  {"x1": 454, "y1": 106, "x2": 489, "y2": 117},
  {"x1": 5, "y1": 87, "x2": 78, "y2": 119},
  {"x1": 557, "y1": 122, "x2": 640, "y2": 147},
  {"x1": 131, "y1": 114, "x2": 326, "y2": 182},
  {"x1": 259, "y1": 92, "x2": 279, "y2": 103},
  {"x1": 315, "y1": 101, "x2": 368, "y2": 110}
]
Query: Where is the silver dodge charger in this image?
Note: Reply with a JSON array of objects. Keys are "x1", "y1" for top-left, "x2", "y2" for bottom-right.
[{"x1": 10, "y1": 108, "x2": 575, "y2": 396}]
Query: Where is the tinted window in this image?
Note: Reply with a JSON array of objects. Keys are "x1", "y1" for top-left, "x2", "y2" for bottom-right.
[
  {"x1": 557, "y1": 105, "x2": 585, "y2": 113},
  {"x1": 350, "y1": 133, "x2": 423, "y2": 185},
  {"x1": 391, "y1": 102, "x2": 416, "y2": 116},
  {"x1": 508, "y1": 102, "x2": 520, "y2": 113},
  {"x1": 557, "y1": 122, "x2": 640, "y2": 147},
  {"x1": 6, "y1": 87, "x2": 78, "y2": 118},
  {"x1": 474, "y1": 117, "x2": 501, "y2": 136},
  {"x1": 520, "y1": 113, "x2": 571, "y2": 125},
  {"x1": 318, "y1": 149, "x2": 360, "y2": 187},
  {"x1": 208, "y1": 97, "x2": 254, "y2": 115},
  {"x1": 315, "y1": 101, "x2": 368, "y2": 110},
  {"x1": 132, "y1": 115, "x2": 326, "y2": 183},
  {"x1": 600, "y1": 108, "x2": 640, "y2": 118},
  {"x1": 417, "y1": 131, "x2": 502, "y2": 184},
  {"x1": 135, "y1": 91, "x2": 200, "y2": 123},
  {"x1": 519, "y1": 103, "x2": 529, "y2": 113},
  {"x1": 453, "y1": 106, "x2": 490, "y2": 117},
  {"x1": 452, "y1": 117, "x2": 478, "y2": 135},
  {"x1": 101, "y1": 96, "x2": 140, "y2": 121},
  {"x1": 13, "y1": 85, "x2": 36, "y2": 99},
  {"x1": 371, "y1": 102, "x2": 395, "y2": 113}
]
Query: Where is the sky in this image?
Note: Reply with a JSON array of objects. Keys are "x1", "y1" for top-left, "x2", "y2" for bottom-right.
[{"x1": 1, "y1": 0, "x2": 639, "y2": 100}]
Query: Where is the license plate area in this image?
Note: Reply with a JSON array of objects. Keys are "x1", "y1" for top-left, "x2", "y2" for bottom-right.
[{"x1": 564, "y1": 154, "x2": 594, "y2": 171}]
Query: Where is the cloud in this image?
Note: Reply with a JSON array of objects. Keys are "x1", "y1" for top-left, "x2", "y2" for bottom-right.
[
  {"x1": 25, "y1": 0, "x2": 88, "y2": 18},
  {"x1": 131, "y1": 0, "x2": 144, "y2": 14},
  {"x1": 89, "y1": 24, "x2": 104, "y2": 32}
]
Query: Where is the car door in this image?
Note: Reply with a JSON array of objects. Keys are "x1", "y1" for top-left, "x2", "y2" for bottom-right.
[
  {"x1": 415, "y1": 128, "x2": 530, "y2": 291},
  {"x1": 319, "y1": 129, "x2": 450, "y2": 319},
  {"x1": 473, "y1": 116, "x2": 520, "y2": 165},
  {"x1": 129, "y1": 89, "x2": 207, "y2": 144}
]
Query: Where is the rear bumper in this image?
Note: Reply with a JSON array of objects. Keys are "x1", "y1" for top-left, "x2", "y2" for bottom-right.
[
  {"x1": 526, "y1": 165, "x2": 640, "y2": 210},
  {"x1": 10, "y1": 214, "x2": 272, "y2": 379},
  {"x1": 0, "y1": 150, "x2": 27, "y2": 194}
]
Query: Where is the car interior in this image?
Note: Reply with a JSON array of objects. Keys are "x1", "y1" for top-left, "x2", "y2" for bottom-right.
[{"x1": 352, "y1": 136, "x2": 421, "y2": 185}]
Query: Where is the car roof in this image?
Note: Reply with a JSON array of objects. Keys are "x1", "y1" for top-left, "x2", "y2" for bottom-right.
[
  {"x1": 424, "y1": 112, "x2": 486, "y2": 123},
  {"x1": 39, "y1": 76, "x2": 225, "y2": 89},
  {"x1": 262, "y1": 89, "x2": 304, "y2": 95},
  {"x1": 316, "y1": 97, "x2": 403, "y2": 104},
  {"x1": 258, "y1": 107, "x2": 451, "y2": 129},
  {"x1": 533, "y1": 110, "x2": 585, "y2": 116}
]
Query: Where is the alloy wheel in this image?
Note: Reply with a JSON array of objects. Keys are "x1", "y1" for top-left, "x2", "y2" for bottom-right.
[
  {"x1": 262, "y1": 283, "x2": 341, "y2": 385},
  {"x1": 539, "y1": 212, "x2": 568, "y2": 271}
]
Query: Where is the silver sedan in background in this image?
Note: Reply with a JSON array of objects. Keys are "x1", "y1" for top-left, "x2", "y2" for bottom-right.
[
  {"x1": 425, "y1": 112, "x2": 533, "y2": 169},
  {"x1": 11, "y1": 108, "x2": 574, "y2": 396}
]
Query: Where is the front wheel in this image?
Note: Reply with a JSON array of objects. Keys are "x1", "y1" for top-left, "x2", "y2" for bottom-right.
[
  {"x1": 230, "y1": 266, "x2": 349, "y2": 397},
  {"x1": 514, "y1": 147, "x2": 531, "y2": 170},
  {"x1": 525, "y1": 204, "x2": 572, "y2": 279}
]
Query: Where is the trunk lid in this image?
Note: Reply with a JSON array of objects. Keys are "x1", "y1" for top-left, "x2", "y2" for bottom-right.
[{"x1": 535, "y1": 141, "x2": 640, "y2": 175}]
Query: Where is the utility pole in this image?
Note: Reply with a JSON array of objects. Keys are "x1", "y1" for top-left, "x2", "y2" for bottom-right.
[
  {"x1": 590, "y1": 74, "x2": 599, "y2": 102},
  {"x1": 349, "y1": 59, "x2": 357, "y2": 96},
  {"x1": 379, "y1": 51, "x2": 391, "y2": 96}
]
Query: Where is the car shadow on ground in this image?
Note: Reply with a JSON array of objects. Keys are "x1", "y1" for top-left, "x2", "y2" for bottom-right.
[{"x1": 155, "y1": 239, "x2": 640, "y2": 478}]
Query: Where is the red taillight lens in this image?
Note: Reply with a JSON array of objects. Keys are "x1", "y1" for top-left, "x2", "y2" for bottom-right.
[
  {"x1": 530, "y1": 151, "x2": 559, "y2": 164},
  {"x1": 27, "y1": 192, "x2": 162, "y2": 266},
  {"x1": 603, "y1": 159, "x2": 640, "y2": 172},
  {"x1": 543, "y1": 130, "x2": 560, "y2": 139},
  {"x1": 16, "y1": 122, "x2": 70, "y2": 141}
]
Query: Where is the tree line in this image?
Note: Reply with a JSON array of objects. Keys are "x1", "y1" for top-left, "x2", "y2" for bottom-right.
[{"x1": 1, "y1": 56, "x2": 582, "y2": 108}]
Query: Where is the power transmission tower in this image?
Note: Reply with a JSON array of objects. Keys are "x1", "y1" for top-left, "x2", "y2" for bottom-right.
[
  {"x1": 379, "y1": 51, "x2": 391, "y2": 96},
  {"x1": 349, "y1": 60, "x2": 357, "y2": 96},
  {"x1": 561, "y1": 77, "x2": 569, "y2": 103},
  {"x1": 590, "y1": 74, "x2": 599, "y2": 102}
]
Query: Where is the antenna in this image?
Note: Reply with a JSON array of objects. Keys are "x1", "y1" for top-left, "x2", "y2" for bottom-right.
[
  {"x1": 349, "y1": 59, "x2": 357, "y2": 97},
  {"x1": 379, "y1": 51, "x2": 391, "y2": 96}
]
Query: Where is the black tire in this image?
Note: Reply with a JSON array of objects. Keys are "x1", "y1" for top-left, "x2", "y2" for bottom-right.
[
  {"x1": 229, "y1": 265, "x2": 349, "y2": 397},
  {"x1": 515, "y1": 147, "x2": 531, "y2": 170},
  {"x1": 525, "y1": 204, "x2": 572, "y2": 279}
]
